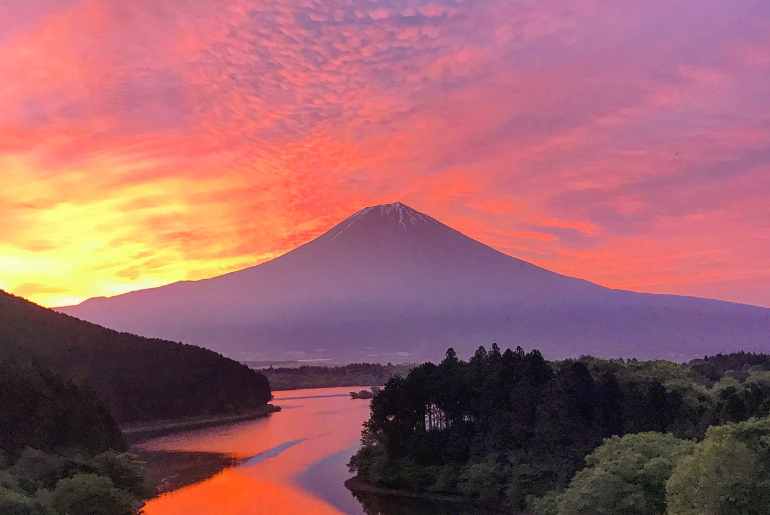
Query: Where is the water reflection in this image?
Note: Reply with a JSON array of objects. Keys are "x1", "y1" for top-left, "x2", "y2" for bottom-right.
[
  {"x1": 140, "y1": 387, "x2": 494, "y2": 515},
  {"x1": 141, "y1": 387, "x2": 370, "y2": 515}
]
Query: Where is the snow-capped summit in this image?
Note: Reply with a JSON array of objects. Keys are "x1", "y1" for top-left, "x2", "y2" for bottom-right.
[
  {"x1": 327, "y1": 202, "x2": 439, "y2": 239},
  {"x1": 361, "y1": 202, "x2": 437, "y2": 226}
]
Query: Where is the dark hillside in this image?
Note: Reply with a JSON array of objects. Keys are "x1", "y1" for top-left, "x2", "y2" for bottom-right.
[
  {"x1": 0, "y1": 359, "x2": 125, "y2": 455},
  {"x1": 0, "y1": 290, "x2": 271, "y2": 423}
]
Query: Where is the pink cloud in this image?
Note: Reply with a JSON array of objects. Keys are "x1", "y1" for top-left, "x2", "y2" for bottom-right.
[{"x1": 2, "y1": 0, "x2": 770, "y2": 307}]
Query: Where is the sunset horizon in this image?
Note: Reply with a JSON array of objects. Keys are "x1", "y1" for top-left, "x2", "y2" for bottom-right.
[
  {"x1": 41, "y1": 199, "x2": 770, "y2": 310},
  {"x1": 3, "y1": 2, "x2": 770, "y2": 514},
  {"x1": 3, "y1": 1, "x2": 770, "y2": 309}
]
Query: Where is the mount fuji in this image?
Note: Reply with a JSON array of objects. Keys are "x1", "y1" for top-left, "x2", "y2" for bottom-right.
[{"x1": 58, "y1": 202, "x2": 770, "y2": 362}]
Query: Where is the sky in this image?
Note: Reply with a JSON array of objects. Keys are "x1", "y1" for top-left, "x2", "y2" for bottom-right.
[{"x1": 1, "y1": 0, "x2": 769, "y2": 308}]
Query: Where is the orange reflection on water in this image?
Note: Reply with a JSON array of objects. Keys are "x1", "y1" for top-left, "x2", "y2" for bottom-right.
[
  {"x1": 140, "y1": 387, "x2": 372, "y2": 515},
  {"x1": 144, "y1": 469, "x2": 343, "y2": 515}
]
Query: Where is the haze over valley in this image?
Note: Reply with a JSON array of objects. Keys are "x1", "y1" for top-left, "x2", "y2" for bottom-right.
[{"x1": 60, "y1": 202, "x2": 770, "y2": 363}]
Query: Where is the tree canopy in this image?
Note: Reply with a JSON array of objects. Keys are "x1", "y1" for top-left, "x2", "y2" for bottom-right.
[
  {"x1": 0, "y1": 362, "x2": 149, "y2": 515},
  {"x1": 667, "y1": 417, "x2": 770, "y2": 515},
  {"x1": 350, "y1": 346, "x2": 770, "y2": 512},
  {"x1": 547, "y1": 433, "x2": 693, "y2": 515}
]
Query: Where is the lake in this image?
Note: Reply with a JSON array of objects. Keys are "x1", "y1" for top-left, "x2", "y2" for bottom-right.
[{"x1": 140, "y1": 387, "x2": 492, "y2": 514}]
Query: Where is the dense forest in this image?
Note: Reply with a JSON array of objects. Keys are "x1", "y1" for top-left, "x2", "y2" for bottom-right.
[
  {"x1": 262, "y1": 363, "x2": 412, "y2": 390},
  {"x1": 0, "y1": 360, "x2": 149, "y2": 514},
  {"x1": 0, "y1": 290, "x2": 271, "y2": 422},
  {"x1": 350, "y1": 346, "x2": 770, "y2": 514}
]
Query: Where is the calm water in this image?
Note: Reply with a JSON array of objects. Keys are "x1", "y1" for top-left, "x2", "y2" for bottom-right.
[
  {"x1": 141, "y1": 387, "x2": 491, "y2": 515},
  {"x1": 140, "y1": 387, "x2": 369, "y2": 514}
]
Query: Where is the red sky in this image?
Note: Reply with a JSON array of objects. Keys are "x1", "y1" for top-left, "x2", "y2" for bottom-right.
[{"x1": 1, "y1": 0, "x2": 769, "y2": 308}]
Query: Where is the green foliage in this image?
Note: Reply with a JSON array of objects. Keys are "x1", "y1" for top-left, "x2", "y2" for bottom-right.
[
  {"x1": 457, "y1": 456, "x2": 506, "y2": 502},
  {"x1": 666, "y1": 417, "x2": 770, "y2": 515},
  {"x1": 91, "y1": 452, "x2": 150, "y2": 498},
  {"x1": 427, "y1": 464, "x2": 461, "y2": 494},
  {"x1": 50, "y1": 474, "x2": 137, "y2": 515},
  {"x1": 548, "y1": 433, "x2": 693, "y2": 515},
  {"x1": 11, "y1": 449, "x2": 70, "y2": 492},
  {"x1": 351, "y1": 346, "x2": 694, "y2": 508},
  {"x1": 0, "y1": 487, "x2": 48, "y2": 515},
  {"x1": 0, "y1": 450, "x2": 145, "y2": 515},
  {"x1": 351, "y1": 347, "x2": 770, "y2": 511},
  {"x1": 0, "y1": 301, "x2": 153, "y2": 515},
  {"x1": 689, "y1": 352, "x2": 770, "y2": 384},
  {"x1": 0, "y1": 470, "x2": 21, "y2": 492},
  {"x1": 528, "y1": 491, "x2": 561, "y2": 515}
]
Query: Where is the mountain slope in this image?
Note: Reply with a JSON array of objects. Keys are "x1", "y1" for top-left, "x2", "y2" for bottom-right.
[
  {"x1": 0, "y1": 290, "x2": 271, "y2": 423},
  {"x1": 58, "y1": 202, "x2": 770, "y2": 361},
  {"x1": 1, "y1": 359, "x2": 126, "y2": 454}
]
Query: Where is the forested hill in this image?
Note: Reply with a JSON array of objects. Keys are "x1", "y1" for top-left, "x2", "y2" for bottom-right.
[
  {"x1": 0, "y1": 290, "x2": 271, "y2": 423},
  {"x1": 0, "y1": 360, "x2": 125, "y2": 455},
  {"x1": 351, "y1": 345, "x2": 770, "y2": 513},
  {"x1": 0, "y1": 360, "x2": 153, "y2": 514}
]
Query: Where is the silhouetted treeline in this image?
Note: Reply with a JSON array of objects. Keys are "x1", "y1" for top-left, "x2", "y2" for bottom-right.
[
  {"x1": 688, "y1": 351, "x2": 770, "y2": 383},
  {"x1": 262, "y1": 363, "x2": 412, "y2": 390},
  {"x1": 0, "y1": 290, "x2": 271, "y2": 423},
  {"x1": 0, "y1": 361, "x2": 148, "y2": 514},
  {"x1": 350, "y1": 345, "x2": 770, "y2": 511},
  {"x1": 0, "y1": 360, "x2": 125, "y2": 457}
]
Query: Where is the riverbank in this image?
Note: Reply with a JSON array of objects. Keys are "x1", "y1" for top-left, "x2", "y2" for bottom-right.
[
  {"x1": 345, "y1": 477, "x2": 513, "y2": 514},
  {"x1": 135, "y1": 449, "x2": 238, "y2": 495},
  {"x1": 123, "y1": 404, "x2": 281, "y2": 444},
  {"x1": 128, "y1": 405, "x2": 281, "y2": 496}
]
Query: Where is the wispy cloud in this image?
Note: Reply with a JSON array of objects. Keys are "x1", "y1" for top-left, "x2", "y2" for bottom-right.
[{"x1": 1, "y1": 0, "x2": 769, "y2": 307}]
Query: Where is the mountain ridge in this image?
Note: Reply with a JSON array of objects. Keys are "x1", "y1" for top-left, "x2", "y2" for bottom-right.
[
  {"x1": 57, "y1": 202, "x2": 770, "y2": 362},
  {"x1": 0, "y1": 289, "x2": 271, "y2": 423}
]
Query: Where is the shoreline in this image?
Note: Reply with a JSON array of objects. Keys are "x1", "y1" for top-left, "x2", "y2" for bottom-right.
[
  {"x1": 135, "y1": 449, "x2": 238, "y2": 495},
  {"x1": 344, "y1": 477, "x2": 511, "y2": 513},
  {"x1": 123, "y1": 403, "x2": 281, "y2": 444},
  {"x1": 271, "y1": 383, "x2": 382, "y2": 392}
]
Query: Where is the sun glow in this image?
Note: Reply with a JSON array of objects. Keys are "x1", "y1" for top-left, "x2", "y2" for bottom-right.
[{"x1": 2, "y1": 0, "x2": 770, "y2": 307}]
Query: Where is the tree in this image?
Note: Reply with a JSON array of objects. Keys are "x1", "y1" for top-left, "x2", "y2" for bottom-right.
[
  {"x1": 50, "y1": 474, "x2": 137, "y2": 515},
  {"x1": 667, "y1": 417, "x2": 770, "y2": 515},
  {"x1": 11, "y1": 448, "x2": 69, "y2": 491},
  {"x1": 440, "y1": 348, "x2": 459, "y2": 369},
  {"x1": 596, "y1": 372, "x2": 624, "y2": 437},
  {"x1": 91, "y1": 452, "x2": 150, "y2": 498},
  {"x1": 0, "y1": 361, "x2": 125, "y2": 455},
  {"x1": 457, "y1": 456, "x2": 505, "y2": 502},
  {"x1": 646, "y1": 382, "x2": 670, "y2": 432},
  {"x1": 350, "y1": 349, "x2": 770, "y2": 510},
  {"x1": 551, "y1": 432, "x2": 693, "y2": 515},
  {"x1": 0, "y1": 487, "x2": 47, "y2": 515}
]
